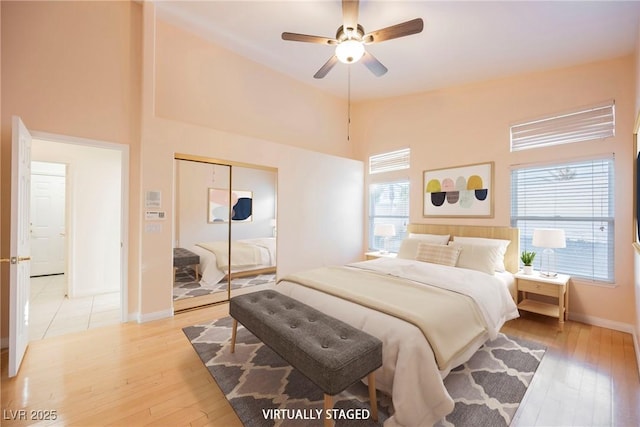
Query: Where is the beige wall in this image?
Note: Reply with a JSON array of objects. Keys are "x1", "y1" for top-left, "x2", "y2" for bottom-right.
[
  {"x1": 0, "y1": 0, "x2": 142, "y2": 340},
  {"x1": 155, "y1": 20, "x2": 353, "y2": 159},
  {"x1": 136, "y1": 3, "x2": 363, "y2": 319},
  {"x1": 352, "y1": 56, "x2": 637, "y2": 328},
  {"x1": 1, "y1": 1, "x2": 361, "y2": 336}
]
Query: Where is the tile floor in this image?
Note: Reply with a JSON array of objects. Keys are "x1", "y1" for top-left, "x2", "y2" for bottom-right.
[{"x1": 30, "y1": 274, "x2": 121, "y2": 340}]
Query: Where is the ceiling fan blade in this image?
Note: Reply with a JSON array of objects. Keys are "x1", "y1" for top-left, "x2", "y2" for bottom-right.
[
  {"x1": 282, "y1": 32, "x2": 337, "y2": 45},
  {"x1": 363, "y1": 18, "x2": 424, "y2": 44},
  {"x1": 314, "y1": 55, "x2": 339, "y2": 79},
  {"x1": 342, "y1": 0, "x2": 359, "y2": 33},
  {"x1": 361, "y1": 51, "x2": 388, "y2": 77}
]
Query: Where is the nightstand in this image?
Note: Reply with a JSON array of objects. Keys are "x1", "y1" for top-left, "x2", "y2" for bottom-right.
[
  {"x1": 365, "y1": 251, "x2": 397, "y2": 260},
  {"x1": 515, "y1": 271, "x2": 570, "y2": 331}
]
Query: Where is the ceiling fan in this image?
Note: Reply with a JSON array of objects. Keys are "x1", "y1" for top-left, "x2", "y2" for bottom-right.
[{"x1": 282, "y1": 0, "x2": 424, "y2": 79}]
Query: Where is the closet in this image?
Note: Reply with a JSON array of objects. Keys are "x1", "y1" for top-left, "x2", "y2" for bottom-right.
[{"x1": 173, "y1": 155, "x2": 277, "y2": 312}]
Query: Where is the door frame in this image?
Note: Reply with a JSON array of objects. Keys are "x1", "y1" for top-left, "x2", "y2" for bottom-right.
[{"x1": 30, "y1": 130, "x2": 129, "y2": 323}]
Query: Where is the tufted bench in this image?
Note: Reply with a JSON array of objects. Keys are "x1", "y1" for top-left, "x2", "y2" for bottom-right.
[
  {"x1": 229, "y1": 289, "x2": 382, "y2": 427},
  {"x1": 173, "y1": 248, "x2": 200, "y2": 283}
]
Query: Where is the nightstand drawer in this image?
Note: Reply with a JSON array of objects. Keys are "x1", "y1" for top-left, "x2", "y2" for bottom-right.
[{"x1": 517, "y1": 279, "x2": 560, "y2": 297}]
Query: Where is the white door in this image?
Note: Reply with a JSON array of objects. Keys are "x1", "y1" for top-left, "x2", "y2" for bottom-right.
[
  {"x1": 30, "y1": 172, "x2": 66, "y2": 276},
  {"x1": 8, "y1": 116, "x2": 32, "y2": 377}
]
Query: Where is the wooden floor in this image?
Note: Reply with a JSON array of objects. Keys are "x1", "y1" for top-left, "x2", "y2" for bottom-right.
[{"x1": 1, "y1": 305, "x2": 639, "y2": 427}]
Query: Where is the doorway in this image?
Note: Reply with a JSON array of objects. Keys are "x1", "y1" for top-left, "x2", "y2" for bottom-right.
[{"x1": 29, "y1": 135, "x2": 128, "y2": 339}]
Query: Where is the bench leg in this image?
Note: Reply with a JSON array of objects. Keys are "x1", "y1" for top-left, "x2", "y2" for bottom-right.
[
  {"x1": 194, "y1": 264, "x2": 200, "y2": 280},
  {"x1": 230, "y1": 318, "x2": 238, "y2": 353},
  {"x1": 323, "y1": 394, "x2": 333, "y2": 427},
  {"x1": 368, "y1": 372, "x2": 378, "y2": 422}
]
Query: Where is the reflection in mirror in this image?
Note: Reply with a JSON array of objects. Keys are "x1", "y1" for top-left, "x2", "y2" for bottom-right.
[
  {"x1": 229, "y1": 166, "x2": 277, "y2": 300},
  {"x1": 173, "y1": 158, "x2": 277, "y2": 312}
]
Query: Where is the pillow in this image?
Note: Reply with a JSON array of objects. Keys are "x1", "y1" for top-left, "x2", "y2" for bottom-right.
[
  {"x1": 408, "y1": 233, "x2": 450, "y2": 244},
  {"x1": 416, "y1": 242, "x2": 461, "y2": 267},
  {"x1": 397, "y1": 234, "x2": 451, "y2": 259},
  {"x1": 448, "y1": 241, "x2": 501, "y2": 275},
  {"x1": 452, "y1": 236, "x2": 510, "y2": 272}
]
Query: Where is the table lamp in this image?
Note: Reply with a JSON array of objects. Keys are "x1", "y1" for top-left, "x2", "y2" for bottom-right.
[
  {"x1": 374, "y1": 224, "x2": 396, "y2": 254},
  {"x1": 532, "y1": 228, "x2": 566, "y2": 277}
]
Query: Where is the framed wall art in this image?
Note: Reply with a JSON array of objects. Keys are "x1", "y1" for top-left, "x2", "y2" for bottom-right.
[
  {"x1": 423, "y1": 161, "x2": 494, "y2": 218},
  {"x1": 208, "y1": 188, "x2": 253, "y2": 223}
]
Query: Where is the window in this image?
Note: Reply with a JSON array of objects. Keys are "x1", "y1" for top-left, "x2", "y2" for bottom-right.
[
  {"x1": 511, "y1": 157, "x2": 615, "y2": 282},
  {"x1": 510, "y1": 101, "x2": 615, "y2": 152},
  {"x1": 369, "y1": 181, "x2": 409, "y2": 253},
  {"x1": 369, "y1": 148, "x2": 410, "y2": 174}
]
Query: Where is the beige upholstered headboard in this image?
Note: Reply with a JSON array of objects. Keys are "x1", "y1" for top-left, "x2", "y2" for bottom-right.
[{"x1": 407, "y1": 224, "x2": 520, "y2": 273}]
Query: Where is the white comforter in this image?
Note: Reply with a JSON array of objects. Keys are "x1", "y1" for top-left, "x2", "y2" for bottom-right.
[
  {"x1": 190, "y1": 237, "x2": 276, "y2": 285},
  {"x1": 276, "y1": 257, "x2": 519, "y2": 427}
]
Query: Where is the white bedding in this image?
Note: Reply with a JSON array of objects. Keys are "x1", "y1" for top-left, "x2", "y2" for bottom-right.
[
  {"x1": 190, "y1": 237, "x2": 276, "y2": 285},
  {"x1": 276, "y1": 257, "x2": 518, "y2": 427}
]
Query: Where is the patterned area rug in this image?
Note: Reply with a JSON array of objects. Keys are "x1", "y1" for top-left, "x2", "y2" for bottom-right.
[
  {"x1": 173, "y1": 267, "x2": 276, "y2": 300},
  {"x1": 183, "y1": 317, "x2": 545, "y2": 427}
]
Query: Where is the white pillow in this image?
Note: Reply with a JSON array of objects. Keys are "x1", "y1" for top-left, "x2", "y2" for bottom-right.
[
  {"x1": 452, "y1": 236, "x2": 510, "y2": 272},
  {"x1": 397, "y1": 234, "x2": 450, "y2": 259},
  {"x1": 416, "y1": 242, "x2": 461, "y2": 267},
  {"x1": 408, "y1": 233, "x2": 450, "y2": 244},
  {"x1": 448, "y1": 241, "x2": 501, "y2": 275}
]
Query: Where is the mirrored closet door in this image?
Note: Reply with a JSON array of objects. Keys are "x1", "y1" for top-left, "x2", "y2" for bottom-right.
[
  {"x1": 228, "y1": 165, "x2": 277, "y2": 300},
  {"x1": 173, "y1": 156, "x2": 277, "y2": 312}
]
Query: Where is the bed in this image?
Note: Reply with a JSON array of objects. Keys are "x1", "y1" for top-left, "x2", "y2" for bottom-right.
[
  {"x1": 189, "y1": 237, "x2": 276, "y2": 286},
  {"x1": 275, "y1": 224, "x2": 520, "y2": 427}
]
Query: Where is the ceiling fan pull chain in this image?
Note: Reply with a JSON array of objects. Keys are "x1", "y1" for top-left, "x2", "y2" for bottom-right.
[{"x1": 347, "y1": 66, "x2": 351, "y2": 142}]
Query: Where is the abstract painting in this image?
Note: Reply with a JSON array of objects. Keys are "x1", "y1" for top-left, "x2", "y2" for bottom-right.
[
  {"x1": 208, "y1": 188, "x2": 253, "y2": 223},
  {"x1": 423, "y1": 162, "x2": 494, "y2": 217}
]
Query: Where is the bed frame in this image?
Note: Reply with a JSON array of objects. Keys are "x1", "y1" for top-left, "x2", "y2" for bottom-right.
[{"x1": 407, "y1": 224, "x2": 520, "y2": 273}]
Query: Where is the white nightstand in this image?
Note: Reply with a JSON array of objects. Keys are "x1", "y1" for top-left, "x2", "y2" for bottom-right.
[
  {"x1": 515, "y1": 271, "x2": 570, "y2": 331},
  {"x1": 365, "y1": 251, "x2": 397, "y2": 260}
]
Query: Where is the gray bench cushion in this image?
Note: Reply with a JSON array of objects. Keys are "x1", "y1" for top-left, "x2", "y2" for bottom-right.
[
  {"x1": 230, "y1": 289, "x2": 382, "y2": 395},
  {"x1": 173, "y1": 248, "x2": 200, "y2": 268}
]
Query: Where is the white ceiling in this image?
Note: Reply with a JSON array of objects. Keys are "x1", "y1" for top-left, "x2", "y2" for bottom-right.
[{"x1": 154, "y1": 0, "x2": 640, "y2": 101}]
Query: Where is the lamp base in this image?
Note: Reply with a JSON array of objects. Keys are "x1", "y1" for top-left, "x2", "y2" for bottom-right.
[{"x1": 539, "y1": 248, "x2": 557, "y2": 279}]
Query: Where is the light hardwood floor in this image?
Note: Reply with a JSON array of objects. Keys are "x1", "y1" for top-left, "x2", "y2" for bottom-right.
[{"x1": 1, "y1": 304, "x2": 638, "y2": 426}]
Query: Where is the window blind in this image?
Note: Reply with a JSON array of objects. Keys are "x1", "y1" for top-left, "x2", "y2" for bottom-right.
[
  {"x1": 511, "y1": 157, "x2": 615, "y2": 282},
  {"x1": 510, "y1": 101, "x2": 615, "y2": 152},
  {"x1": 369, "y1": 148, "x2": 410, "y2": 174},
  {"x1": 369, "y1": 181, "x2": 410, "y2": 253}
]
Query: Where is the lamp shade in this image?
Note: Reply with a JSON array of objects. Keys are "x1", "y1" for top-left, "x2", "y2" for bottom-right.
[
  {"x1": 374, "y1": 223, "x2": 396, "y2": 237},
  {"x1": 532, "y1": 228, "x2": 566, "y2": 249}
]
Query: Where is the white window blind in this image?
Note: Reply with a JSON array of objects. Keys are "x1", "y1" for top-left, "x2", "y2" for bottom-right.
[
  {"x1": 369, "y1": 181, "x2": 409, "y2": 253},
  {"x1": 511, "y1": 157, "x2": 615, "y2": 282},
  {"x1": 369, "y1": 148, "x2": 410, "y2": 174},
  {"x1": 510, "y1": 101, "x2": 615, "y2": 152}
]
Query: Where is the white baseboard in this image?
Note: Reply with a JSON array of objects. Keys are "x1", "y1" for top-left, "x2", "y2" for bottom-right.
[
  {"x1": 569, "y1": 313, "x2": 640, "y2": 377},
  {"x1": 568, "y1": 312, "x2": 635, "y2": 334},
  {"x1": 135, "y1": 308, "x2": 174, "y2": 323}
]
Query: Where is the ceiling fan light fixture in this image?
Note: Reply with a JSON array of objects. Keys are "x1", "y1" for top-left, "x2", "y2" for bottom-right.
[{"x1": 335, "y1": 39, "x2": 365, "y2": 64}]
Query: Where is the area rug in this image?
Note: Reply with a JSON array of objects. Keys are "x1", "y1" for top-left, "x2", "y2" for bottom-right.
[
  {"x1": 183, "y1": 318, "x2": 545, "y2": 427},
  {"x1": 173, "y1": 267, "x2": 276, "y2": 300}
]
